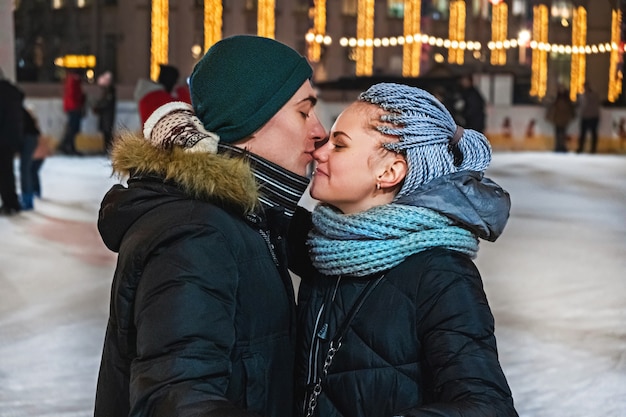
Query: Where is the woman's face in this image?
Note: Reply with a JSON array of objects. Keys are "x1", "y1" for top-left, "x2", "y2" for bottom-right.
[{"x1": 310, "y1": 102, "x2": 405, "y2": 214}]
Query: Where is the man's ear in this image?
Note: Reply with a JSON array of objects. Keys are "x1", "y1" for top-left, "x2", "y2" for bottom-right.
[{"x1": 377, "y1": 156, "x2": 407, "y2": 189}]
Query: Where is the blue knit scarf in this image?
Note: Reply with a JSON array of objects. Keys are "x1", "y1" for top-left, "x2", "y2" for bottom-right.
[{"x1": 308, "y1": 204, "x2": 479, "y2": 277}]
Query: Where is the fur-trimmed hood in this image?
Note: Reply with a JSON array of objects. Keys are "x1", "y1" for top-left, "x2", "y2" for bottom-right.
[
  {"x1": 109, "y1": 132, "x2": 259, "y2": 212},
  {"x1": 98, "y1": 132, "x2": 260, "y2": 252}
]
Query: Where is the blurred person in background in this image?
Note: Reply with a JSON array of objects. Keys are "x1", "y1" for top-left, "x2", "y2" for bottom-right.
[
  {"x1": 576, "y1": 82, "x2": 601, "y2": 154},
  {"x1": 19, "y1": 105, "x2": 41, "y2": 210},
  {"x1": 30, "y1": 132, "x2": 54, "y2": 200},
  {"x1": 58, "y1": 69, "x2": 85, "y2": 155},
  {"x1": 93, "y1": 71, "x2": 117, "y2": 154},
  {"x1": 133, "y1": 64, "x2": 191, "y2": 127},
  {"x1": 546, "y1": 84, "x2": 576, "y2": 153},
  {"x1": 0, "y1": 67, "x2": 25, "y2": 215},
  {"x1": 457, "y1": 74, "x2": 486, "y2": 133}
]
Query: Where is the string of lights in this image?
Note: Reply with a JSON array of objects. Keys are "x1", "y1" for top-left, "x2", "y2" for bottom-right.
[
  {"x1": 490, "y1": 2, "x2": 508, "y2": 66},
  {"x1": 402, "y1": 0, "x2": 421, "y2": 77},
  {"x1": 448, "y1": 0, "x2": 465, "y2": 64},
  {"x1": 328, "y1": 34, "x2": 619, "y2": 56},
  {"x1": 608, "y1": 9, "x2": 622, "y2": 103},
  {"x1": 530, "y1": 4, "x2": 548, "y2": 99},
  {"x1": 150, "y1": 0, "x2": 168, "y2": 81},
  {"x1": 306, "y1": 0, "x2": 327, "y2": 63},
  {"x1": 570, "y1": 6, "x2": 587, "y2": 101},
  {"x1": 258, "y1": 0, "x2": 275, "y2": 39},
  {"x1": 147, "y1": 2, "x2": 622, "y2": 103},
  {"x1": 204, "y1": 0, "x2": 222, "y2": 52},
  {"x1": 355, "y1": 0, "x2": 375, "y2": 76}
]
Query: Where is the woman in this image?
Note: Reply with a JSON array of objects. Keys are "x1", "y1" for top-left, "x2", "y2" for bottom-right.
[{"x1": 290, "y1": 83, "x2": 518, "y2": 417}]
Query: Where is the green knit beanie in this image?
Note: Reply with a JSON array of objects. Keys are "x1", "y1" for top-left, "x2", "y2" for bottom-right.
[{"x1": 189, "y1": 35, "x2": 313, "y2": 144}]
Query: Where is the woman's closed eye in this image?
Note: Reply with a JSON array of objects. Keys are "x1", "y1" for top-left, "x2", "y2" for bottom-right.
[{"x1": 330, "y1": 140, "x2": 346, "y2": 150}]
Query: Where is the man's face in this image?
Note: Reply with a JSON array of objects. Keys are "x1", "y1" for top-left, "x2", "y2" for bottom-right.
[{"x1": 234, "y1": 81, "x2": 327, "y2": 177}]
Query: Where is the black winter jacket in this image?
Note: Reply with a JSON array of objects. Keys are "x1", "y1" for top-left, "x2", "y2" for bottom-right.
[
  {"x1": 95, "y1": 134, "x2": 298, "y2": 417},
  {"x1": 291, "y1": 172, "x2": 518, "y2": 417},
  {"x1": 0, "y1": 79, "x2": 24, "y2": 148},
  {"x1": 459, "y1": 86, "x2": 486, "y2": 133}
]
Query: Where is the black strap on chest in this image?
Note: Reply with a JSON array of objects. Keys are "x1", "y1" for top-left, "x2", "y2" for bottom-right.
[
  {"x1": 331, "y1": 275, "x2": 385, "y2": 346},
  {"x1": 305, "y1": 275, "x2": 385, "y2": 417}
]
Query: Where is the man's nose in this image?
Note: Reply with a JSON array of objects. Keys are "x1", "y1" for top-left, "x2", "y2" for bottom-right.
[
  {"x1": 309, "y1": 113, "x2": 327, "y2": 143},
  {"x1": 313, "y1": 136, "x2": 329, "y2": 150},
  {"x1": 312, "y1": 137, "x2": 330, "y2": 161}
]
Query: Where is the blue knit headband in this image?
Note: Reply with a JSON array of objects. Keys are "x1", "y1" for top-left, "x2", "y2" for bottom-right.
[{"x1": 358, "y1": 83, "x2": 492, "y2": 200}]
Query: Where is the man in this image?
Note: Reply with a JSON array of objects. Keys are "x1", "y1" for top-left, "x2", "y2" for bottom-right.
[
  {"x1": 133, "y1": 63, "x2": 192, "y2": 126},
  {"x1": 94, "y1": 35, "x2": 326, "y2": 417},
  {"x1": 458, "y1": 74, "x2": 486, "y2": 133},
  {"x1": 92, "y1": 71, "x2": 117, "y2": 153},
  {"x1": 0, "y1": 67, "x2": 24, "y2": 215},
  {"x1": 576, "y1": 82, "x2": 601, "y2": 154},
  {"x1": 546, "y1": 84, "x2": 575, "y2": 153}
]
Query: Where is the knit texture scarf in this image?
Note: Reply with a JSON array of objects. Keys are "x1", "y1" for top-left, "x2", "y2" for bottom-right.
[
  {"x1": 218, "y1": 143, "x2": 309, "y2": 217},
  {"x1": 308, "y1": 203, "x2": 479, "y2": 277}
]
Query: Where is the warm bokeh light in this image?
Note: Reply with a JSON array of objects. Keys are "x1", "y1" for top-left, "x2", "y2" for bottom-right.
[
  {"x1": 356, "y1": 0, "x2": 374, "y2": 76},
  {"x1": 138, "y1": 0, "x2": 617, "y2": 101},
  {"x1": 204, "y1": 0, "x2": 222, "y2": 52},
  {"x1": 150, "y1": 0, "x2": 168, "y2": 81},
  {"x1": 258, "y1": 0, "x2": 275, "y2": 39},
  {"x1": 402, "y1": 0, "x2": 422, "y2": 77},
  {"x1": 608, "y1": 8, "x2": 623, "y2": 103},
  {"x1": 570, "y1": 6, "x2": 587, "y2": 101},
  {"x1": 448, "y1": 0, "x2": 465, "y2": 64},
  {"x1": 307, "y1": 0, "x2": 327, "y2": 62},
  {"x1": 530, "y1": 4, "x2": 548, "y2": 99},
  {"x1": 54, "y1": 54, "x2": 96, "y2": 69},
  {"x1": 490, "y1": 2, "x2": 508, "y2": 65}
]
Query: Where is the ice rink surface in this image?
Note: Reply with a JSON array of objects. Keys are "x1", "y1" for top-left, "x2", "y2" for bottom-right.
[{"x1": 1, "y1": 152, "x2": 625, "y2": 416}]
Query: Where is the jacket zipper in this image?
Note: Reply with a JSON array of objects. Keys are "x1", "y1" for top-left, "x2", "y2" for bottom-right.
[
  {"x1": 247, "y1": 213, "x2": 279, "y2": 266},
  {"x1": 258, "y1": 228, "x2": 279, "y2": 266}
]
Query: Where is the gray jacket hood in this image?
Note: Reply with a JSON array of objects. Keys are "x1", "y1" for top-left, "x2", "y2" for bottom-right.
[{"x1": 395, "y1": 170, "x2": 511, "y2": 242}]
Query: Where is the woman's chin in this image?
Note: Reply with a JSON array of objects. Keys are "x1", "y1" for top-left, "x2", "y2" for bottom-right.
[{"x1": 309, "y1": 185, "x2": 326, "y2": 203}]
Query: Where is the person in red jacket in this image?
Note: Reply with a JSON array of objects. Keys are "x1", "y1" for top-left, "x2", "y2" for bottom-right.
[
  {"x1": 58, "y1": 69, "x2": 85, "y2": 155},
  {"x1": 133, "y1": 64, "x2": 191, "y2": 127}
]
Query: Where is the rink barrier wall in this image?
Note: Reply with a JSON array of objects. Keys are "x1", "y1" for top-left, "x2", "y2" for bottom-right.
[{"x1": 23, "y1": 98, "x2": 626, "y2": 155}]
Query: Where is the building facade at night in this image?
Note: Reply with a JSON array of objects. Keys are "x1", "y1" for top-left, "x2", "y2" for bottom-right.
[{"x1": 11, "y1": 0, "x2": 624, "y2": 105}]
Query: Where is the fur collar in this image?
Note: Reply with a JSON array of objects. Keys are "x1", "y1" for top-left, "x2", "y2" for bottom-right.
[{"x1": 109, "y1": 132, "x2": 260, "y2": 214}]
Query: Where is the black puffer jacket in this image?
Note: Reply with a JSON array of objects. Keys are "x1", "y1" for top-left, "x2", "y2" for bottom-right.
[
  {"x1": 292, "y1": 172, "x2": 518, "y2": 417},
  {"x1": 95, "y1": 134, "x2": 297, "y2": 417},
  {"x1": 0, "y1": 79, "x2": 24, "y2": 148}
]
